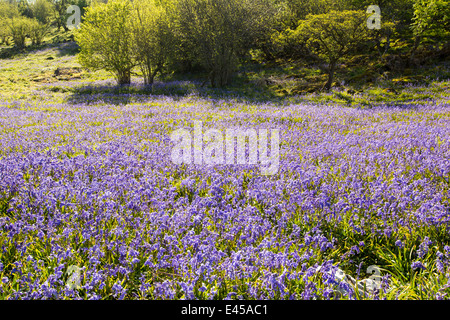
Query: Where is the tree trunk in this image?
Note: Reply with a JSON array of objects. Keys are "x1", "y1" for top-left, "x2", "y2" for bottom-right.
[
  {"x1": 210, "y1": 70, "x2": 216, "y2": 88},
  {"x1": 323, "y1": 61, "x2": 336, "y2": 91},
  {"x1": 148, "y1": 66, "x2": 160, "y2": 87},
  {"x1": 410, "y1": 35, "x2": 421, "y2": 61},
  {"x1": 142, "y1": 61, "x2": 152, "y2": 86},
  {"x1": 117, "y1": 69, "x2": 131, "y2": 85}
]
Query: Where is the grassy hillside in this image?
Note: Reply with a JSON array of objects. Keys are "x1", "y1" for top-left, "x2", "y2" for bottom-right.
[{"x1": 1, "y1": 41, "x2": 449, "y2": 107}]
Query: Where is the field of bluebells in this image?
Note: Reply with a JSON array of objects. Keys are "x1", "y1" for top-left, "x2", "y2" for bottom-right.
[{"x1": 1, "y1": 50, "x2": 450, "y2": 299}]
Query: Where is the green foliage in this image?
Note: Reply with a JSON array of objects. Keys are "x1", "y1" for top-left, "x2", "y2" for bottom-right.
[
  {"x1": 74, "y1": 0, "x2": 136, "y2": 85},
  {"x1": 172, "y1": 0, "x2": 277, "y2": 87},
  {"x1": 50, "y1": 0, "x2": 71, "y2": 31},
  {"x1": 0, "y1": 0, "x2": 51, "y2": 49},
  {"x1": 346, "y1": 0, "x2": 414, "y2": 27},
  {"x1": 0, "y1": 1, "x2": 20, "y2": 19},
  {"x1": 407, "y1": 0, "x2": 450, "y2": 59},
  {"x1": 248, "y1": 1, "x2": 295, "y2": 61},
  {"x1": 412, "y1": 0, "x2": 450, "y2": 36},
  {"x1": 268, "y1": 0, "x2": 421, "y2": 63},
  {"x1": 345, "y1": 0, "x2": 414, "y2": 57},
  {"x1": 131, "y1": 0, "x2": 173, "y2": 86},
  {"x1": 294, "y1": 10, "x2": 369, "y2": 90},
  {"x1": 282, "y1": 0, "x2": 348, "y2": 27},
  {"x1": 28, "y1": 18, "x2": 50, "y2": 45},
  {"x1": 2, "y1": 0, "x2": 444, "y2": 89},
  {"x1": 0, "y1": 20, "x2": 9, "y2": 45},
  {"x1": 17, "y1": 0, "x2": 34, "y2": 18},
  {"x1": 31, "y1": 0, "x2": 54, "y2": 24},
  {"x1": 8, "y1": 16, "x2": 31, "y2": 49},
  {"x1": 0, "y1": 1, "x2": 20, "y2": 45},
  {"x1": 74, "y1": 0, "x2": 91, "y2": 17}
]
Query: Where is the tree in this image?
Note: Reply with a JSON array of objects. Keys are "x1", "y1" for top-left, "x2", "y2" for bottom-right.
[
  {"x1": 0, "y1": 19, "x2": 9, "y2": 45},
  {"x1": 75, "y1": 0, "x2": 91, "y2": 19},
  {"x1": 74, "y1": 0, "x2": 136, "y2": 85},
  {"x1": 29, "y1": 18, "x2": 50, "y2": 45},
  {"x1": 17, "y1": 0, "x2": 33, "y2": 18},
  {"x1": 345, "y1": 0, "x2": 414, "y2": 56},
  {"x1": 262, "y1": 0, "x2": 373, "y2": 62},
  {"x1": 0, "y1": 0, "x2": 20, "y2": 18},
  {"x1": 412, "y1": 0, "x2": 450, "y2": 34},
  {"x1": 131, "y1": 0, "x2": 173, "y2": 86},
  {"x1": 31, "y1": 0, "x2": 54, "y2": 24},
  {"x1": 248, "y1": 0, "x2": 294, "y2": 61},
  {"x1": 172, "y1": 0, "x2": 276, "y2": 87},
  {"x1": 282, "y1": 0, "x2": 346, "y2": 27},
  {"x1": 50, "y1": 0, "x2": 70, "y2": 31},
  {"x1": 294, "y1": 10, "x2": 368, "y2": 90},
  {"x1": 8, "y1": 16, "x2": 31, "y2": 49},
  {"x1": 346, "y1": 0, "x2": 414, "y2": 26},
  {"x1": 411, "y1": 0, "x2": 450, "y2": 57},
  {"x1": 0, "y1": 1, "x2": 20, "y2": 45}
]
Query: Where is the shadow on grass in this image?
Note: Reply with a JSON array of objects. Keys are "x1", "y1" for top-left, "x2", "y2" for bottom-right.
[
  {"x1": 54, "y1": 41, "x2": 80, "y2": 57},
  {"x1": 0, "y1": 44, "x2": 40, "y2": 59},
  {"x1": 64, "y1": 75, "x2": 288, "y2": 106},
  {"x1": 0, "y1": 40, "x2": 79, "y2": 59}
]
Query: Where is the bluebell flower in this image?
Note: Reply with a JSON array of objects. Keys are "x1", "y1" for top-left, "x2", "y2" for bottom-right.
[{"x1": 411, "y1": 261, "x2": 426, "y2": 271}]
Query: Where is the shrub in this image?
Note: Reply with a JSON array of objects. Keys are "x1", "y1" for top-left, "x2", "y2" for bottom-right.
[
  {"x1": 31, "y1": 0, "x2": 54, "y2": 24},
  {"x1": 74, "y1": 0, "x2": 136, "y2": 85},
  {"x1": 8, "y1": 17, "x2": 31, "y2": 49},
  {"x1": 293, "y1": 10, "x2": 369, "y2": 90},
  {"x1": 172, "y1": 0, "x2": 276, "y2": 87},
  {"x1": 29, "y1": 19, "x2": 49, "y2": 46},
  {"x1": 0, "y1": 1, "x2": 20, "y2": 45},
  {"x1": 131, "y1": 0, "x2": 173, "y2": 86},
  {"x1": 411, "y1": 0, "x2": 450, "y2": 57},
  {"x1": 0, "y1": 19, "x2": 10, "y2": 45}
]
